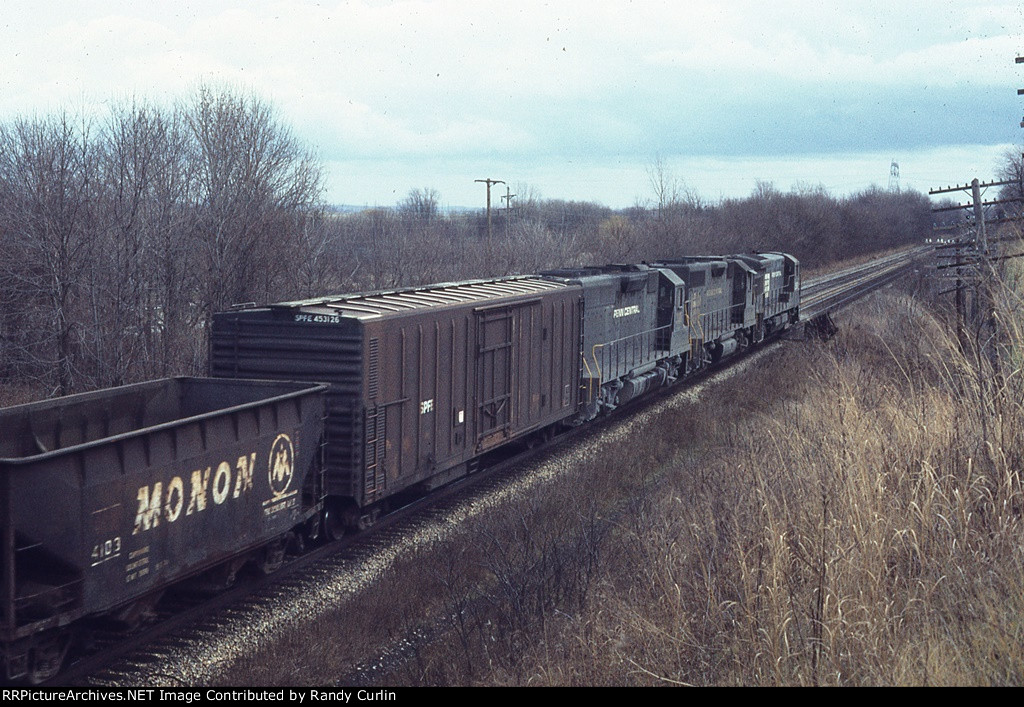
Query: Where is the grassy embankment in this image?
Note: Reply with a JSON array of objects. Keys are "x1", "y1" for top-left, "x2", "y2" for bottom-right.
[{"x1": 520, "y1": 284, "x2": 1024, "y2": 686}]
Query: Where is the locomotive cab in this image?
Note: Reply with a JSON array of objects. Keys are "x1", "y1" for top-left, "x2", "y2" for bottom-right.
[
  {"x1": 655, "y1": 268, "x2": 687, "y2": 355},
  {"x1": 779, "y1": 253, "x2": 800, "y2": 303}
]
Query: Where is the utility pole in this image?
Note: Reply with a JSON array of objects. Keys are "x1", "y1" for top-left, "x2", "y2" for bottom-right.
[
  {"x1": 501, "y1": 186, "x2": 516, "y2": 240},
  {"x1": 971, "y1": 178, "x2": 988, "y2": 254},
  {"x1": 1018, "y1": 55, "x2": 1023, "y2": 130},
  {"x1": 1019, "y1": 56, "x2": 1023, "y2": 186},
  {"x1": 475, "y1": 178, "x2": 505, "y2": 239},
  {"x1": 931, "y1": 176, "x2": 1024, "y2": 358},
  {"x1": 931, "y1": 180, "x2": 994, "y2": 349}
]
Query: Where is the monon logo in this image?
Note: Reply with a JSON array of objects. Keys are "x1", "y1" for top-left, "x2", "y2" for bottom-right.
[
  {"x1": 269, "y1": 434, "x2": 295, "y2": 497},
  {"x1": 132, "y1": 453, "x2": 256, "y2": 535}
]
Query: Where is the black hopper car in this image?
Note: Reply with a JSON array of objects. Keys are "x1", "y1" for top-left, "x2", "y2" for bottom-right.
[{"x1": 0, "y1": 252, "x2": 797, "y2": 681}]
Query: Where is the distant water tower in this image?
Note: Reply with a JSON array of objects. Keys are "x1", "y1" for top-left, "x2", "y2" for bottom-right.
[{"x1": 888, "y1": 160, "x2": 900, "y2": 193}]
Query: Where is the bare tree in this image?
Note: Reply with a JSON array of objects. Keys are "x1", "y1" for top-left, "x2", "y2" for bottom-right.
[
  {"x1": 494, "y1": 219, "x2": 580, "y2": 275},
  {"x1": 83, "y1": 100, "x2": 199, "y2": 385},
  {"x1": 997, "y1": 148, "x2": 1023, "y2": 217},
  {"x1": 292, "y1": 210, "x2": 344, "y2": 298},
  {"x1": 399, "y1": 187, "x2": 440, "y2": 228},
  {"x1": 0, "y1": 114, "x2": 98, "y2": 395},
  {"x1": 642, "y1": 155, "x2": 709, "y2": 255},
  {"x1": 648, "y1": 155, "x2": 684, "y2": 218},
  {"x1": 596, "y1": 214, "x2": 639, "y2": 262},
  {"x1": 358, "y1": 207, "x2": 405, "y2": 288},
  {"x1": 0, "y1": 88, "x2": 327, "y2": 397},
  {"x1": 184, "y1": 85, "x2": 324, "y2": 319}
]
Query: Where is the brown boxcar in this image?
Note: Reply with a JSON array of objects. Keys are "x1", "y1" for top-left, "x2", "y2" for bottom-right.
[
  {"x1": 211, "y1": 277, "x2": 583, "y2": 525},
  {"x1": 0, "y1": 377, "x2": 326, "y2": 681}
]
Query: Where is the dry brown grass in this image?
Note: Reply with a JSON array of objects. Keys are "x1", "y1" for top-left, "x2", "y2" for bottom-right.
[{"x1": 518, "y1": 287, "x2": 1024, "y2": 686}]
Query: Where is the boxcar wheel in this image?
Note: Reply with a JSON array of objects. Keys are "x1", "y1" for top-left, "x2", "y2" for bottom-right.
[
  {"x1": 322, "y1": 501, "x2": 347, "y2": 541},
  {"x1": 357, "y1": 508, "x2": 380, "y2": 532}
]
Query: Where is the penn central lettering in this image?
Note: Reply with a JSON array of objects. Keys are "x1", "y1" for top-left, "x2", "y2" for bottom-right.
[
  {"x1": 133, "y1": 454, "x2": 256, "y2": 534},
  {"x1": 613, "y1": 305, "x2": 640, "y2": 318}
]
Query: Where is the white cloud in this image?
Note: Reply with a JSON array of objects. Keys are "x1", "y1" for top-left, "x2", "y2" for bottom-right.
[
  {"x1": 0, "y1": 0, "x2": 1019, "y2": 206},
  {"x1": 644, "y1": 9, "x2": 1020, "y2": 88}
]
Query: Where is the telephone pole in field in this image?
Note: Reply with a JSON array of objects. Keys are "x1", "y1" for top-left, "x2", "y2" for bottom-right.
[
  {"x1": 475, "y1": 178, "x2": 505, "y2": 239},
  {"x1": 501, "y1": 186, "x2": 516, "y2": 239}
]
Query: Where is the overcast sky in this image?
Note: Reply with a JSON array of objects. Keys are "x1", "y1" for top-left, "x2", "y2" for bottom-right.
[{"x1": 2, "y1": 1, "x2": 1021, "y2": 208}]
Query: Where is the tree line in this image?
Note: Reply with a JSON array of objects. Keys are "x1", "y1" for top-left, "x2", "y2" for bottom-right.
[
  {"x1": 0, "y1": 89, "x2": 938, "y2": 401},
  {"x1": 337, "y1": 179, "x2": 935, "y2": 288},
  {"x1": 0, "y1": 87, "x2": 323, "y2": 397}
]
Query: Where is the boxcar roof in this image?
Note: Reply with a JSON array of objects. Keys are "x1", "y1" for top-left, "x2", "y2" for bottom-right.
[{"x1": 264, "y1": 276, "x2": 573, "y2": 320}]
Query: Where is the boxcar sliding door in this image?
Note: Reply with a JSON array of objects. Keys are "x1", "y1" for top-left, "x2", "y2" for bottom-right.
[{"x1": 475, "y1": 304, "x2": 516, "y2": 450}]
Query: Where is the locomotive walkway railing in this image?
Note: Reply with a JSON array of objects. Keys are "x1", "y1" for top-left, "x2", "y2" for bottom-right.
[{"x1": 589, "y1": 325, "x2": 672, "y2": 383}]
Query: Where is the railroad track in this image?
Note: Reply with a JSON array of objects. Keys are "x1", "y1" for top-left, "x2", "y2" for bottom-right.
[
  {"x1": 800, "y1": 246, "x2": 928, "y2": 319},
  {"x1": 63, "y1": 246, "x2": 923, "y2": 687}
]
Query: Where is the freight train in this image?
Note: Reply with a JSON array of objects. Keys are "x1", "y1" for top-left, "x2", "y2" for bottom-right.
[{"x1": 0, "y1": 251, "x2": 798, "y2": 682}]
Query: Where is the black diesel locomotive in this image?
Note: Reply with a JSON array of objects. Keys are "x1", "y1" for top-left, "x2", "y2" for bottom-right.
[{"x1": 0, "y1": 252, "x2": 798, "y2": 681}]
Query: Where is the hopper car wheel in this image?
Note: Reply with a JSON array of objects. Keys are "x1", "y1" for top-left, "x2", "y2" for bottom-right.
[
  {"x1": 258, "y1": 538, "x2": 287, "y2": 575},
  {"x1": 288, "y1": 528, "x2": 307, "y2": 555},
  {"x1": 28, "y1": 632, "x2": 70, "y2": 685},
  {"x1": 301, "y1": 514, "x2": 317, "y2": 541},
  {"x1": 208, "y1": 557, "x2": 247, "y2": 591},
  {"x1": 111, "y1": 591, "x2": 164, "y2": 630}
]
